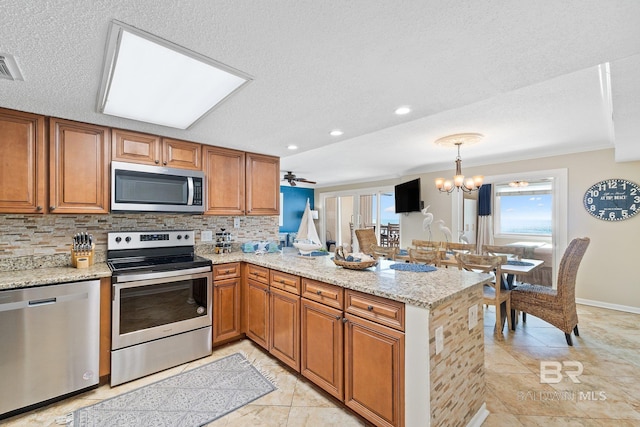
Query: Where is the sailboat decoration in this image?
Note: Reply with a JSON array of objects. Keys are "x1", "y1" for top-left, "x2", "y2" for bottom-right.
[{"x1": 293, "y1": 199, "x2": 323, "y2": 255}]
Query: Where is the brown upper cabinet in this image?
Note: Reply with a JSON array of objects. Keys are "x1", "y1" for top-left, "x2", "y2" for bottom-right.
[
  {"x1": 49, "y1": 118, "x2": 110, "y2": 214},
  {"x1": 112, "y1": 129, "x2": 201, "y2": 170},
  {"x1": 245, "y1": 152, "x2": 280, "y2": 216},
  {"x1": 0, "y1": 108, "x2": 47, "y2": 214},
  {"x1": 202, "y1": 146, "x2": 245, "y2": 215},
  {"x1": 203, "y1": 148, "x2": 279, "y2": 216}
]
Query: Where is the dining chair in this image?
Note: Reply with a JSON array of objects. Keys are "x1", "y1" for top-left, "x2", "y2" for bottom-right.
[
  {"x1": 455, "y1": 253, "x2": 511, "y2": 338},
  {"x1": 483, "y1": 244, "x2": 526, "y2": 288},
  {"x1": 445, "y1": 242, "x2": 476, "y2": 254},
  {"x1": 411, "y1": 239, "x2": 442, "y2": 251},
  {"x1": 355, "y1": 228, "x2": 378, "y2": 255},
  {"x1": 369, "y1": 244, "x2": 398, "y2": 260},
  {"x1": 408, "y1": 248, "x2": 440, "y2": 266},
  {"x1": 482, "y1": 244, "x2": 525, "y2": 259},
  {"x1": 509, "y1": 237, "x2": 590, "y2": 346}
]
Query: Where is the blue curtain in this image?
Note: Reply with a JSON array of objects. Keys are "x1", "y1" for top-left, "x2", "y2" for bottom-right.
[{"x1": 478, "y1": 184, "x2": 492, "y2": 216}]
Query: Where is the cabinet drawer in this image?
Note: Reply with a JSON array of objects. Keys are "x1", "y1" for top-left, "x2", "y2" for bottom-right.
[
  {"x1": 345, "y1": 290, "x2": 405, "y2": 331},
  {"x1": 246, "y1": 264, "x2": 269, "y2": 284},
  {"x1": 270, "y1": 270, "x2": 301, "y2": 295},
  {"x1": 302, "y1": 278, "x2": 343, "y2": 310},
  {"x1": 213, "y1": 262, "x2": 240, "y2": 280}
]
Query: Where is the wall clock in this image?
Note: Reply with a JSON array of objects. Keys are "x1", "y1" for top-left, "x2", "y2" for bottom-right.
[{"x1": 583, "y1": 179, "x2": 640, "y2": 221}]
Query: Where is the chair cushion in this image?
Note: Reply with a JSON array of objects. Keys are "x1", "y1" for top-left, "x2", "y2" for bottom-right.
[{"x1": 511, "y1": 283, "x2": 557, "y2": 303}]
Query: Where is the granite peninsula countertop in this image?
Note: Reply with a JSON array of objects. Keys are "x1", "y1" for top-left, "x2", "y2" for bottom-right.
[{"x1": 0, "y1": 251, "x2": 491, "y2": 309}]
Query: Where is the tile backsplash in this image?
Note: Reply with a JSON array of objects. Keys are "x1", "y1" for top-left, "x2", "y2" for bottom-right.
[{"x1": 0, "y1": 213, "x2": 279, "y2": 271}]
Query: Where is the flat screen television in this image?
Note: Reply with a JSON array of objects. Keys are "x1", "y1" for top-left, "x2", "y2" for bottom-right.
[{"x1": 394, "y1": 178, "x2": 421, "y2": 213}]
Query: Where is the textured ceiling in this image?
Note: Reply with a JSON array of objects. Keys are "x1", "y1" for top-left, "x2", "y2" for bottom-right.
[{"x1": 2, "y1": 1, "x2": 639, "y2": 187}]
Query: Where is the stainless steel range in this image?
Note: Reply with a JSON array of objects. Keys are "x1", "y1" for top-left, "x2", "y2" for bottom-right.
[{"x1": 107, "y1": 230, "x2": 212, "y2": 386}]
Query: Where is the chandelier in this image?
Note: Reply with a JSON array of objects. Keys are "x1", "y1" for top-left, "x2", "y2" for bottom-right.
[
  {"x1": 509, "y1": 180, "x2": 529, "y2": 187},
  {"x1": 434, "y1": 133, "x2": 484, "y2": 194}
]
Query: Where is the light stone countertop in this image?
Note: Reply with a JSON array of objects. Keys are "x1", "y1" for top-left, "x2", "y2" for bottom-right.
[{"x1": 0, "y1": 251, "x2": 491, "y2": 309}]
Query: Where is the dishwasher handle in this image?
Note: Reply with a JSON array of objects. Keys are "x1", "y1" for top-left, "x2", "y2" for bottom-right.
[{"x1": 28, "y1": 297, "x2": 57, "y2": 307}]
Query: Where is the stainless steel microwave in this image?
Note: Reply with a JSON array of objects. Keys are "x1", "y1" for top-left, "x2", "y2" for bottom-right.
[{"x1": 111, "y1": 161, "x2": 205, "y2": 213}]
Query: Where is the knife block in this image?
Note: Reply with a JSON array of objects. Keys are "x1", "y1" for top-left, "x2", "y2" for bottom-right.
[{"x1": 71, "y1": 244, "x2": 95, "y2": 268}]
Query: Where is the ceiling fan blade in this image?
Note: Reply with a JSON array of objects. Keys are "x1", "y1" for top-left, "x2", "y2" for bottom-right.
[{"x1": 298, "y1": 179, "x2": 317, "y2": 184}]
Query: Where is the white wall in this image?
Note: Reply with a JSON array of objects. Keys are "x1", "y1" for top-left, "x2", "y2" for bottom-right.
[{"x1": 319, "y1": 149, "x2": 640, "y2": 311}]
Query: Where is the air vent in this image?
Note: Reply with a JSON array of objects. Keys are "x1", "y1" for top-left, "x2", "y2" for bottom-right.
[{"x1": 0, "y1": 54, "x2": 25, "y2": 81}]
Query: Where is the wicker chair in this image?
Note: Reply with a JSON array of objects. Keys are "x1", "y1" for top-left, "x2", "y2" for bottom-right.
[
  {"x1": 456, "y1": 253, "x2": 511, "y2": 338},
  {"x1": 369, "y1": 244, "x2": 398, "y2": 260},
  {"x1": 355, "y1": 228, "x2": 377, "y2": 255},
  {"x1": 408, "y1": 248, "x2": 440, "y2": 266},
  {"x1": 509, "y1": 237, "x2": 590, "y2": 346}
]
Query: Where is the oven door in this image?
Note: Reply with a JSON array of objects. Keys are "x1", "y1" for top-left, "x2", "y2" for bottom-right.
[{"x1": 112, "y1": 270, "x2": 212, "y2": 350}]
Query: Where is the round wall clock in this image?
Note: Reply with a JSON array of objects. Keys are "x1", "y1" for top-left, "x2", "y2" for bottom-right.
[{"x1": 583, "y1": 179, "x2": 640, "y2": 221}]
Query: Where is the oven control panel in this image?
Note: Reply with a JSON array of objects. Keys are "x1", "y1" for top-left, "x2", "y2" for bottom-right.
[{"x1": 108, "y1": 230, "x2": 194, "y2": 250}]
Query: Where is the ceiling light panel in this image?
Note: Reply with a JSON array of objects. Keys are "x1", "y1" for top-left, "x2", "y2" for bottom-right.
[{"x1": 98, "y1": 21, "x2": 252, "y2": 129}]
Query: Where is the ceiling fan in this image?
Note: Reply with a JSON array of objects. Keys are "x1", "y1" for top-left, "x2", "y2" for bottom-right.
[{"x1": 282, "y1": 171, "x2": 316, "y2": 186}]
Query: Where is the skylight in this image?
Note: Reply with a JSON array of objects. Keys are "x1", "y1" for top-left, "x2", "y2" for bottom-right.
[{"x1": 97, "y1": 21, "x2": 252, "y2": 129}]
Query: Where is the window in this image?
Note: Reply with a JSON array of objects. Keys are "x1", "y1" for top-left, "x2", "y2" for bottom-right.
[{"x1": 494, "y1": 180, "x2": 553, "y2": 237}]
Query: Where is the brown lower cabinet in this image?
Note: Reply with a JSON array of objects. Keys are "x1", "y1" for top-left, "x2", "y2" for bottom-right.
[
  {"x1": 269, "y1": 286, "x2": 300, "y2": 371},
  {"x1": 245, "y1": 276, "x2": 270, "y2": 349},
  {"x1": 344, "y1": 312, "x2": 405, "y2": 427},
  {"x1": 300, "y1": 298, "x2": 344, "y2": 400},
  {"x1": 213, "y1": 276, "x2": 242, "y2": 343},
  {"x1": 212, "y1": 263, "x2": 242, "y2": 344},
  {"x1": 99, "y1": 277, "x2": 111, "y2": 381}
]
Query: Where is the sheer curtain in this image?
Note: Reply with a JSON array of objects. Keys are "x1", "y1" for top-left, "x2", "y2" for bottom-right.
[{"x1": 476, "y1": 184, "x2": 494, "y2": 253}]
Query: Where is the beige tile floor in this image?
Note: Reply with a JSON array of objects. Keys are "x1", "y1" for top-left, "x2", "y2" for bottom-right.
[{"x1": 2, "y1": 304, "x2": 639, "y2": 426}]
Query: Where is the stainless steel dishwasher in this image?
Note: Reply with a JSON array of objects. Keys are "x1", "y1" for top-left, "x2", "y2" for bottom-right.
[{"x1": 0, "y1": 279, "x2": 100, "y2": 418}]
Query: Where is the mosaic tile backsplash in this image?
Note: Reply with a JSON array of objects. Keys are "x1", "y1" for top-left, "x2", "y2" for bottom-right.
[{"x1": 0, "y1": 213, "x2": 279, "y2": 271}]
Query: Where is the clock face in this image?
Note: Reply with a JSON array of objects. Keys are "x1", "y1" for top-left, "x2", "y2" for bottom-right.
[{"x1": 583, "y1": 179, "x2": 640, "y2": 221}]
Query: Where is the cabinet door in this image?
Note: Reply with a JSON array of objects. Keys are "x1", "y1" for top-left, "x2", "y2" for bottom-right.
[
  {"x1": 49, "y1": 118, "x2": 110, "y2": 214},
  {"x1": 301, "y1": 298, "x2": 343, "y2": 400},
  {"x1": 345, "y1": 313, "x2": 405, "y2": 427},
  {"x1": 203, "y1": 146, "x2": 245, "y2": 215},
  {"x1": 213, "y1": 277, "x2": 242, "y2": 344},
  {"x1": 0, "y1": 109, "x2": 46, "y2": 213},
  {"x1": 269, "y1": 287, "x2": 300, "y2": 372},
  {"x1": 245, "y1": 278, "x2": 270, "y2": 349},
  {"x1": 245, "y1": 152, "x2": 279, "y2": 215},
  {"x1": 162, "y1": 138, "x2": 201, "y2": 170},
  {"x1": 112, "y1": 128, "x2": 161, "y2": 166}
]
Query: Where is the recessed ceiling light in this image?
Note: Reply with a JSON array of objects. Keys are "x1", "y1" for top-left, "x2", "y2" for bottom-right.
[
  {"x1": 330, "y1": 129, "x2": 343, "y2": 137},
  {"x1": 287, "y1": 145, "x2": 298, "y2": 150},
  {"x1": 97, "y1": 20, "x2": 252, "y2": 130},
  {"x1": 394, "y1": 106, "x2": 412, "y2": 115}
]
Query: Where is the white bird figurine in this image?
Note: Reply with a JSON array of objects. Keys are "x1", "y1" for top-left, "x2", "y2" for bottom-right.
[
  {"x1": 435, "y1": 220, "x2": 452, "y2": 243},
  {"x1": 421, "y1": 205, "x2": 434, "y2": 241}
]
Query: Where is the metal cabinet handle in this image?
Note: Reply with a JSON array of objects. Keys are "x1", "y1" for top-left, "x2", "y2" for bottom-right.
[
  {"x1": 342, "y1": 318, "x2": 348, "y2": 324},
  {"x1": 316, "y1": 290, "x2": 322, "y2": 295},
  {"x1": 49, "y1": 206, "x2": 56, "y2": 210},
  {"x1": 36, "y1": 205, "x2": 43, "y2": 211},
  {"x1": 163, "y1": 161, "x2": 167, "y2": 165},
  {"x1": 335, "y1": 315, "x2": 341, "y2": 321},
  {"x1": 367, "y1": 305, "x2": 374, "y2": 311},
  {"x1": 155, "y1": 159, "x2": 160, "y2": 164}
]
